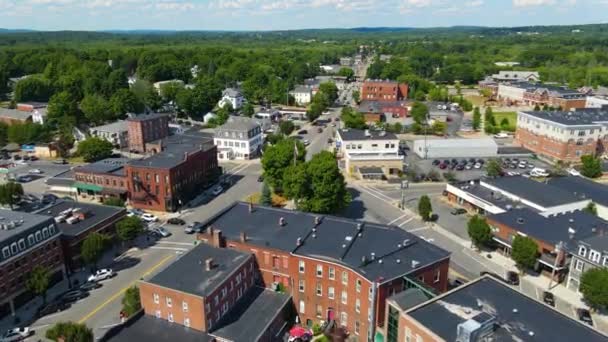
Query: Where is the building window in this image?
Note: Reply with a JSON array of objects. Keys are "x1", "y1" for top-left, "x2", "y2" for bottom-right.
[
  {"x1": 356, "y1": 279, "x2": 361, "y2": 292},
  {"x1": 405, "y1": 328, "x2": 412, "y2": 342},
  {"x1": 168, "y1": 313, "x2": 174, "y2": 323},
  {"x1": 316, "y1": 283, "x2": 322, "y2": 296},
  {"x1": 221, "y1": 287, "x2": 227, "y2": 298},
  {"x1": 590, "y1": 250, "x2": 602, "y2": 263},
  {"x1": 329, "y1": 267, "x2": 335, "y2": 280},
  {"x1": 214, "y1": 295, "x2": 219, "y2": 306},
  {"x1": 328, "y1": 286, "x2": 335, "y2": 299},
  {"x1": 299, "y1": 300, "x2": 305, "y2": 314},
  {"x1": 579, "y1": 246, "x2": 587, "y2": 257},
  {"x1": 603, "y1": 256, "x2": 608, "y2": 267},
  {"x1": 205, "y1": 303, "x2": 210, "y2": 312},
  {"x1": 299, "y1": 280, "x2": 305, "y2": 292},
  {"x1": 182, "y1": 301, "x2": 188, "y2": 312},
  {"x1": 27, "y1": 235, "x2": 34, "y2": 246},
  {"x1": 355, "y1": 320, "x2": 360, "y2": 335},
  {"x1": 17, "y1": 239, "x2": 25, "y2": 251},
  {"x1": 342, "y1": 271, "x2": 348, "y2": 285},
  {"x1": 10, "y1": 243, "x2": 17, "y2": 255},
  {"x1": 416, "y1": 334, "x2": 423, "y2": 342},
  {"x1": 341, "y1": 290, "x2": 347, "y2": 304},
  {"x1": 48, "y1": 225, "x2": 56, "y2": 235},
  {"x1": 184, "y1": 318, "x2": 190, "y2": 327},
  {"x1": 222, "y1": 302, "x2": 228, "y2": 316},
  {"x1": 340, "y1": 312, "x2": 348, "y2": 327},
  {"x1": 155, "y1": 310, "x2": 161, "y2": 318},
  {"x1": 316, "y1": 265, "x2": 323, "y2": 277},
  {"x1": 166, "y1": 297, "x2": 172, "y2": 307},
  {"x1": 2, "y1": 247, "x2": 9, "y2": 258},
  {"x1": 316, "y1": 304, "x2": 323, "y2": 318},
  {"x1": 356, "y1": 299, "x2": 361, "y2": 313},
  {"x1": 575, "y1": 260, "x2": 584, "y2": 272},
  {"x1": 299, "y1": 260, "x2": 305, "y2": 273},
  {"x1": 434, "y1": 269, "x2": 441, "y2": 283},
  {"x1": 153, "y1": 294, "x2": 159, "y2": 304},
  {"x1": 35, "y1": 231, "x2": 41, "y2": 242}
]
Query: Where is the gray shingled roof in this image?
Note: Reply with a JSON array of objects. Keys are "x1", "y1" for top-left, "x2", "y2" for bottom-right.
[
  {"x1": 215, "y1": 117, "x2": 260, "y2": 133},
  {"x1": 548, "y1": 176, "x2": 608, "y2": 207},
  {"x1": 90, "y1": 120, "x2": 128, "y2": 134},
  {"x1": 520, "y1": 108, "x2": 608, "y2": 126},
  {"x1": 0, "y1": 108, "x2": 32, "y2": 121}
]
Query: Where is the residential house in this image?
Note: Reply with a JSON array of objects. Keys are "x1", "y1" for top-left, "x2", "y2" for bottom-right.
[
  {"x1": 290, "y1": 86, "x2": 313, "y2": 106},
  {"x1": 17, "y1": 102, "x2": 47, "y2": 124},
  {"x1": 89, "y1": 120, "x2": 129, "y2": 148},
  {"x1": 218, "y1": 88, "x2": 245, "y2": 110},
  {"x1": 214, "y1": 117, "x2": 263, "y2": 160},
  {"x1": 567, "y1": 235, "x2": 608, "y2": 292}
]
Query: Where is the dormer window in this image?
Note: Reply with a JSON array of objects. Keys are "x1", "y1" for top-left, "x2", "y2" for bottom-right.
[
  {"x1": 589, "y1": 250, "x2": 601, "y2": 263},
  {"x1": 579, "y1": 246, "x2": 587, "y2": 257},
  {"x1": 603, "y1": 255, "x2": 608, "y2": 267}
]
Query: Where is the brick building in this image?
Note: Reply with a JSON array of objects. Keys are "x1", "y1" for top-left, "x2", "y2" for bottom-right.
[
  {"x1": 497, "y1": 81, "x2": 587, "y2": 109},
  {"x1": 72, "y1": 158, "x2": 129, "y2": 203},
  {"x1": 0, "y1": 210, "x2": 65, "y2": 318},
  {"x1": 126, "y1": 131, "x2": 219, "y2": 212},
  {"x1": 361, "y1": 80, "x2": 408, "y2": 102},
  {"x1": 357, "y1": 100, "x2": 409, "y2": 123},
  {"x1": 196, "y1": 202, "x2": 450, "y2": 342},
  {"x1": 515, "y1": 107, "x2": 608, "y2": 163},
  {"x1": 127, "y1": 113, "x2": 170, "y2": 153},
  {"x1": 382, "y1": 275, "x2": 606, "y2": 342}
]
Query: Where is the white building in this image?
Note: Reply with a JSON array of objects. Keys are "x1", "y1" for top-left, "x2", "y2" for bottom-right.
[
  {"x1": 586, "y1": 96, "x2": 608, "y2": 109},
  {"x1": 490, "y1": 71, "x2": 540, "y2": 83},
  {"x1": 218, "y1": 88, "x2": 245, "y2": 110},
  {"x1": 497, "y1": 83, "x2": 530, "y2": 103},
  {"x1": 153, "y1": 79, "x2": 185, "y2": 94},
  {"x1": 214, "y1": 117, "x2": 263, "y2": 160},
  {"x1": 413, "y1": 138, "x2": 498, "y2": 159},
  {"x1": 32, "y1": 108, "x2": 47, "y2": 124},
  {"x1": 89, "y1": 120, "x2": 129, "y2": 148},
  {"x1": 336, "y1": 129, "x2": 403, "y2": 178},
  {"x1": 290, "y1": 86, "x2": 313, "y2": 106}
]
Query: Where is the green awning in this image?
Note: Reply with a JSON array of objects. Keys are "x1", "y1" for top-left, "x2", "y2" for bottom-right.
[{"x1": 74, "y1": 182, "x2": 103, "y2": 192}]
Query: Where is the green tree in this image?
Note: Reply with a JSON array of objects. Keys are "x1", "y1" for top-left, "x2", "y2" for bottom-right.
[
  {"x1": 485, "y1": 158, "x2": 502, "y2": 178},
  {"x1": 215, "y1": 104, "x2": 231, "y2": 125},
  {"x1": 297, "y1": 151, "x2": 351, "y2": 214},
  {"x1": 511, "y1": 235, "x2": 539, "y2": 271},
  {"x1": 159, "y1": 82, "x2": 183, "y2": 102},
  {"x1": 81, "y1": 232, "x2": 109, "y2": 270},
  {"x1": 279, "y1": 120, "x2": 295, "y2": 136},
  {"x1": 467, "y1": 215, "x2": 492, "y2": 249},
  {"x1": 48, "y1": 91, "x2": 79, "y2": 122},
  {"x1": 110, "y1": 89, "x2": 142, "y2": 116},
  {"x1": 282, "y1": 163, "x2": 310, "y2": 205},
  {"x1": 143, "y1": 86, "x2": 163, "y2": 111},
  {"x1": 337, "y1": 67, "x2": 355, "y2": 81},
  {"x1": 242, "y1": 102, "x2": 255, "y2": 117},
  {"x1": 534, "y1": 104, "x2": 541, "y2": 111},
  {"x1": 121, "y1": 286, "x2": 142, "y2": 318},
  {"x1": 341, "y1": 106, "x2": 366, "y2": 129},
  {"x1": 80, "y1": 94, "x2": 110, "y2": 125},
  {"x1": 318, "y1": 82, "x2": 338, "y2": 104},
  {"x1": 46, "y1": 322, "x2": 93, "y2": 342},
  {"x1": 260, "y1": 181, "x2": 272, "y2": 206},
  {"x1": 581, "y1": 155, "x2": 602, "y2": 178},
  {"x1": 352, "y1": 90, "x2": 360, "y2": 103},
  {"x1": 484, "y1": 107, "x2": 495, "y2": 126},
  {"x1": 261, "y1": 138, "x2": 306, "y2": 189},
  {"x1": 306, "y1": 101, "x2": 323, "y2": 122},
  {"x1": 580, "y1": 268, "x2": 608, "y2": 311},
  {"x1": 0, "y1": 182, "x2": 23, "y2": 209},
  {"x1": 418, "y1": 195, "x2": 432, "y2": 221},
  {"x1": 14, "y1": 76, "x2": 51, "y2": 102},
  {"x1": 584, "y1": 202, "x2": 598, "y2": 216},
  {"x1": 410, "y1": 101, "x2": 429, "y2": 124},
  {"x1": 116, "y1": 216, "x2": 145, "y2": 243},
  {"x1": 472, "y1": 107, "x2": 481, "y2": 131},
  {"x1": 76, "y1": 137, "x2": 114, "y2": 162},
  {"x1": 26, "y1": 266, "x2": 50, "y2": 304},
  {"x1": 104, "y1": 197, "x2": 125, "y2": 207},
  {"x1": 431, "y1": 121, "x2": 447, "y2": 135}
]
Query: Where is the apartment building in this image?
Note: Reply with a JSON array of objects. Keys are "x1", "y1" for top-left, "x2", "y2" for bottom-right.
[
  {"x1": 72, "y1": 158, "x2": 129, "y2": 203},
  {"x1": 567, "y1": 235, "x2": 608, "y2": 293},
  {"x1": 127, "y1": 113, "x2": 170, "y2": 153},
  {"x1": 196, "y1": 202, "x2": 451, "y2": 342},
  {"x1": 0, "y1": 210, "x2": 65, "y2": 318},
  {"x1": 290, "y1": 86, "x2": 313, "y2": 105},
  {"x1": 89, "y1": 120, "x2": 129, "y2": 148},
  {"x1": 214, "y1": 117, "x2": 263, "y2": 160},
  {"x1": 514, "y1": 107, "x2": 608, "y2": 163},
  {"x1": 336, "y1": 129, "x2": 403, "y2": 179},
  {"x1": 361, "y1": 80, "x2": 408, "y2": 102},
  {"x1": 497, "y1": 82, "x2": 586, "y2": 109}
]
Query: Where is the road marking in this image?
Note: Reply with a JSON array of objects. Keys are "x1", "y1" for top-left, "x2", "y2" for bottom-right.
[
  {"x1": 398, "y1": 217, "x2": 414, "y2": 226},
  {"x1": 361, "y1": 185, "x2": 394, "y2": 202},
  {"x1": 78, "y1": 254, "x2": 174, "y2": 324},
  {"x1": 449, "y1": 268, "x2": 470, "y2": 281},
  {"x1": 155, "y1": 241, "x2": 195, "y2": 246},
  {"x1": 149, "y1": 246, "x2": 189, "y2": 251},
  {"x1": 388, "y1": 213, "x2": 408, "y2": 225},
  {"x1": 406, "y1": 226, "x2": 428, "y2": 232}
]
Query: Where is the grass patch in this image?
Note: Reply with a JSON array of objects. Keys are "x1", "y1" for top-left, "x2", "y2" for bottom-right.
[
  {"x1": 493, "y1": 111, "x2": 517, "y2": 132},
  {"x1": 465, "y1": 95, "x2": 485, "y2": 107}
]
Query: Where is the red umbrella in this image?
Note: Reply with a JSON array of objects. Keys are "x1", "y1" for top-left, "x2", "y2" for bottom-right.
[{"x1": 289, "y1": 326, "x2": 309, "y2": 338}]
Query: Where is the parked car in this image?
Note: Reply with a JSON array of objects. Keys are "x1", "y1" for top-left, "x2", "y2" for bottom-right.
[
  {"x1": 36, "y1": 301, "x2": 70, "y2": 318},
  {"x1": 152, "y1": 227, "x2": 171, "y2": 238},
  {"x1": 505, "y1": 271, "x2": 520, "y2": 285},
  {"x1": 297, "y1": 129, "x2": 308, "y2": 135},
  {"x1": 473, "y1": 163, "x2": 482, "y2": 169},
  {"x1": 53, "y1": 159, "x2": 68, "y2": 165},
  {"x1": 1, "y1": 327, "x2": 32, "y2": 342},
  {"x1": 568, "y1": 168, "x2": 581, "y2": 176},
  {"x1": 432, "y1": 160, "x2": 441, "y2": 166},
  {"x1": 12, "y1": 155, "x2": 21, "y2": 160},
  {"x1": 257, "y1": 174, "x2": 264, "y2": 182},
  {"x1": 167, "y1": 218, "x2": 185, "y2": 225},
  {"x1": 16, "y1": 176, "x2": 32, "y2": 183},
  {"x1": 29, "y1": 156, "x2": 38, "y2": 161},
  {"x1": 542, "y1": 291, "x2": 555, "y2": 306},
  {"x1": 577, "y1": 308, "x2": 593, "y2": 326},
  {"x1": 494, "y1": 132, "x2": 509, "y2": 139},
  {"x1": 127, "y1": 208, "x2": 144, "y2": 217},
  {"x1": 88, "y1": 268, "x2": 115, "y2": 282},
  {"x1": 439, "y1": 163, "x2": 447, "y2": 170},
  {"x1": 211, "y1": 185, "x2": 224, "y2": 196},
  {"x1": 185, "y1": 221, "x2": 204, "y2": 234},
  {"x1": 451, "y1": 208, "x2": 467, "y2": 215},
  {"x1": 28, "y1": 168, "x2": 43, "y2": 174},
  {"x1": 79, "y1": 281, "x2": 102, "y2": 292},
  {"x1": 59, "y1": 289, "x2": 89, "y2": 303},
  {"x1": 456, "y1": 164, "x2": 465, "y2": 171},
  {"x1": 141, "y1": 213, "x2": 158, "y2": 222}
]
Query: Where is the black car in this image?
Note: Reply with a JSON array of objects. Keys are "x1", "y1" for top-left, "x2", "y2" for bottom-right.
[
  {"x1": 451, "y1": 208, "x2": 467, "y2": 215},
  {"x1": 257, "y1": 174, "x2": 264, "y2": 182},
  {"x1": 36, "y1": 301, "x2": 70, "y2": 317},
  {"x1": 456, "y1": 164, "x2": 465, "y2": 171},
  {"x1": 297, "y1": 129, "x2": 308, "y2": 135},
  {"x1": 542, "y1": 291, "x2": 555, "y2": 306},
  {"x1": 468, "y1": 158, "x2": 476, "y2": 163},
  {"x1": 13, "y1": 154, "x2": 21, "y2": 160},
  {"x1": 22, "y1": 155, "x2": 30, "y2": 161},
  {"x1": 80, "y1": 281, "x2": 102, "y2": 292},
  {"x1": 432, "y1": 160, "x2": 441, "y2": 166},
  {"x1": 59, "y1": 289, "x2": 89, "y2": 303},
  {"x1": 167, "y1": 218, "x2": 186, "y2": 225},
  {"x1": 506, "y1": 271, "x2": 520, "y2": 285},
  {"x1": 443, "y1": 159, "x2": 450, "y2": 165},
  {"x1": 577, "y1": 308, "x2": 593, "y2": 326},
  {"x1": 451, "y1": 159, "x2": 458, "y2": 164},
  {"x1": 29, "y1": 155, "x2": 38, "y2": 161}
]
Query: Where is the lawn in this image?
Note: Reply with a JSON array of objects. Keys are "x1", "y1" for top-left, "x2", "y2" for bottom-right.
[{"x1": 492, "y1": 111, "x2": 517, "y2": 132}]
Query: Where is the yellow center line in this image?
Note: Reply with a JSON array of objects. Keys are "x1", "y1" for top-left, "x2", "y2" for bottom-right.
[
  {"x1": 449, "y1": 268, "x2": 471, "y2": 281},
  {"x1": 78, "y1": 254, "x2": 174, "y2": 324}
]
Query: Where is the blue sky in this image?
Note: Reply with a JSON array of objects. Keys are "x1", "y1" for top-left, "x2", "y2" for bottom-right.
[{"x1": 0, "y1": 0, "x2": 605, "y2": 31}]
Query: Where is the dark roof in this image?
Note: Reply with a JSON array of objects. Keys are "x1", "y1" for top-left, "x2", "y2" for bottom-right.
[
  {"x1": 211, "y1": 287, "x2": 291, "y2": 342},
  {"x1": 337, "y1": 128, "x2": 398, "y2": 142},
  {"x1": 358, "y1": 100, "x2": 408, "y2": 114},
  {"x1": 128, "y1": 131, "x2": 215, "y2": 169},
  {"x1": 388, "y1": 288, "x2": 429, "y2": 311},
  {"x1": 407, "y1": 276, "x2": 608, "y2": 342},
  {"x1": 454, "y1": 181, "x2": 522, "y2": 211},
  {"x1": 488, "y1": 208, "x2": 606, "y2": 250},
  {"x1": 580, "y1": 235, "x2": 608, "y2": 253},
  {"x1": 45, "y1": 169, "x2": 74, "y2": 187},
  {"x1": 203, "y1": 202, "x2": 450, "y2": 283},
  {"x1": 0, "y1": 209, "x2": 55, "y2": 242},
  {"x1": 104, "y1": 313, "x2": 212, "y2": 342},
  {"x1": 127, "y1": 113, "x2": 167, "y2": 122},
  {"x1": 483, "y1": 176, "x2": 583, "y2": 208},
  {"x1": 147, "y1": 242, "x2": 251, "y2": 297},
  {"x1": 520, "y1": 108, "x2": 608, "y2": 126},
  {"x1": 34, "y1": 201, "x2": 125, "y2": 238},
  {"x1": 548, "y1": 176, "x2": 608, "y2": 207},
  {"x1": 74, "y1": 158, "x2": 129, "y2": 176}
]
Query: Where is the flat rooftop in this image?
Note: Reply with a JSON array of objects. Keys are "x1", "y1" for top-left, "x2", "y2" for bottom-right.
[
  {"x1": 407, "y1": 276, "x2": 607, "y2": 342},
  {"x1": 548, "y1": 176, "x2": 608, "y2": 207},
  {"x1": 203, "y1": 202, "x2": 450, "y2": 282},
  {"x1": 338, "y1": 128, "x2": 398, "y2": 141},
  {"x1": 483, "y1": 176, "x2": 583, "y2": 208},
  {"x1": 127, "y1": 113, "x2": 167, "y2": 122},
  {"x1": 34, "y1": 201, "x2": 125, "y2": 238},
  {"x1": 520, "y1": 108, "x2": 608, "y2": 126},
  {"x1": 128, "y1": 131, "x2": 215, "y2": 169},
  {"x1": 0, "y1": 209, "x2": 54, "y2": 242},
  {"x1": 147, "y1": 242, "x2": 251, "y2": 297},
  {"x1": 103, "y1": 314, "x2": 212, "y2": 342},
  {"x1": 74, "y1": 158, "x2": 129, "y2": 176}
]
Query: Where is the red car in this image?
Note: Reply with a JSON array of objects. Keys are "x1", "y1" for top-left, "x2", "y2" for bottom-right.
[{"x1": 439, "y1": 163, "x2": 448, "y2": 169}]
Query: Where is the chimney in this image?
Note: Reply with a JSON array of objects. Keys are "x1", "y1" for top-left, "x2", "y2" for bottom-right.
[
  {"x1": 279, "y1": 217, "x2": 286, "y2": 227},
  {"x1": 240, "y1": 231, "x2": 247, "y2": 243},
  {"x1": 314, "y1": 216, "x2": 321, "y2": 226},
  {"x1": 212, "y1": 229, "x2": 223, "y2": 248},
  {"x1": 296, "y1": 237, "x2": 302, "y2": 246},
  {"x1": 205, "y1": 258, "x2": 214, "y2": 271},
  {"x1": 371, "y1": 252, "x2": 375, "y2": 260}
]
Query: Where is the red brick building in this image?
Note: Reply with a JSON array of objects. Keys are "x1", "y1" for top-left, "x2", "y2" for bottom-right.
[
  {"x1": 196, "y1": 202, "x2": 450, "y2": 341},
  {"x1": 358, "y1": 100, "x2": 409, "y2": 123},
  {"x1": 127, "y1": 113, "x2": 170, "y2": 153},
  {"x1": 72, "y1": 158, "x2": 129, "y2": 203},
  {"x1": 361, "y1": 80, "x2": 408, "y2": 102}
]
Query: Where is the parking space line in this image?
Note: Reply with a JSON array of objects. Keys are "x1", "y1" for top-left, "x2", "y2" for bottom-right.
[
  {"x1": 155, "y1": 241, "x2": 195, "y2": 246},
  {"x1": 388, "y1": 213, "x2": 408, "y2": 225},
  {"x1": 398, "y1": 217, "x2": 414, "y2": 226},
  {"x1": 406, "y1": 226, "x2": 428, "y2": 232}
]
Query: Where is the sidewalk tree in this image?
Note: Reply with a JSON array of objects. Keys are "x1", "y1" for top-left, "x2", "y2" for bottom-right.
[
  {"x1": 580, "y1": 268, "x2": 608, "y2": 311},
  {"x1": 81, "y1": 232, "x2": 109, "y2": 270},
  {"x1": 0, "y1": 182, "x2": 23, "y2": 209},
  {"x1": 411, "y1": 101, "x2": 429, "y2": 125},
  {"x1": 472, "y1": 107, "x2": 481, "y2": 131},
  {"x1": 242, "y1": 102, "x2": 255, "y2": 117},
  {"x1": 26, "y1": 266, "x2": 50, "y2": 304},
  {"x1": 485, "y1": 158, "x2": 502, "y2": 178},
  {"x1": 121, "y1": 285, "x2": 142, "y2": 318},
  {"x1": 300, "y1": 151, "x2": 351, "y2": 214},
  {"x1": 46, "y1": 322, "x2": 93, "y2": 342},
  {"x1": 511, "y1": 236, "x2": 539, "y2": 272},
  {"x1": 467, "y1": 215, "x2": 492, "y2": 249},
  {"x1": 103, "y1": 197, "x2": 125, "y2": 207},
  {"x1": 282, "y1": 163, "x2": 310, "y2": 205},
  {"x1": 76, "y1": 137, "x2": 113, "y2": 162},
  {"x1": 260, "y1": 181, "x2": 272, "y2": 206},
  {"x1": 261, "y1": 138, "x2": 306, "y2": 189},
  {"x1": 279, "y1": 120, "x2": 295, "y2": 136},
  {"x1": 581, "y1": 155, "x2": 602, "y2": 178},
  {"x1": 116, "y1": 216, "x2": 145, "y2": 244},
  {"x1": 418, "y1": 195, "x2": 432, "y2": 221}
]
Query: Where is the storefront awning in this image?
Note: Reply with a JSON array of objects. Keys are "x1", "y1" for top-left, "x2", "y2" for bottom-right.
[
  {"x1": 358, "y1": 167, "x2": 384, "y2": 176},
  {"x1": 73, "y1": 182, "x2": 103, "y2": 192}
]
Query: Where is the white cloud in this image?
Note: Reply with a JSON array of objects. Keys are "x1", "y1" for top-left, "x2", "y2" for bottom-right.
[
  {"x1": 513, "y1": 0, "x2": 555, "y2": 7},
  {"x1": 466, "y1": 0, "x2": 484, "y2": 7}
]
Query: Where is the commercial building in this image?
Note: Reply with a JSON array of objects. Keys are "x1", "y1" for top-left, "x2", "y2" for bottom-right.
[
  {"x1": 567, "y1": 234, "x2": 608, "y2": 292},
  {"x1": 0, "y1": 210, "x2": 65, "y2": 318},
  {"x1": 218, "y1": 88, "x2": 245, "y2": 110},
  {"x1": 497, "y1": 82, "x2": 586, "y2": 109},
  {"x1": 290, "y1": 86, "x2": 313, "y2": 105},
  {"x1": 586, "y1": 95, "x2": 608, "y2": 109},
  {"x1": 196, "y1": 202, "x2": 451, "y2": 341},
  {"x1": 214, "y1": 117, "x2": 263, "y2": 160},
  {"x1": 382, "y1": 275, "x2": 607, "y2": 342},
  {"x1": 72, "y1": 158, "x2": 129, "y2": 203},
  {"x1": 514, "y1": 107, "x2": 608, "y2": 163},
  {"x1": 412, "y1": 138, "x2": 498, "y2": 159},
  {"x1": 358, "y1": 100, "x2": 409, "y2": 123},
  {"x1": 89, "y1": 121, "x2": 129, "y2": 148},
  {"x1": 361, "y1": 80, "x2": 408, "y2": 102},
  {"x1": 489, "y1": 70, "x2": 540, "y2": 83},
  {"x1": 548, "y1": 176, "x2": 608, "y2": 220},
  {"x1": 0, "y1": 108, "x2": 32, "y2": 125},
  {"x1": 127, "y1": 113, "x2": 170, "y2": 153},
  {"x1": 336, "y1": 129, "x2": 403, "y2": 178}
]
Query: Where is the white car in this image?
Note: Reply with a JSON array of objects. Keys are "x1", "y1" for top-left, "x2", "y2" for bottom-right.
[
  {"x1": 211, "y1": 186, "x2": 223, "y2": 196},
  {"x1": 141, "y1": 213, "x2": 158, "y2": 222},
  {"x1": 473, "y1": 163, "x2": 482, "y2": 169},
  {"x1": 494, "y1": 133, "x2": 510, "y2": 139},
  {"x1": 88, "y1": 268, "x2": 115, "y2": 282},
  {"x1": 530, "y1": 168, "x2": 550, "y2": 177},
  {"x1": 28, "y1": 168, "x2": 43, "y2": 174},
  {"x1": 568, "y1": 168, "x2": 581, "y2": 176},
  {"x1": 1, "y1": 328, "x2": 32, "y2": 342}
]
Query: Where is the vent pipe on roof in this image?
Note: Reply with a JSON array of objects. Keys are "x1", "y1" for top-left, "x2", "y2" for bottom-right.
[
  {"x1": 205, "y1": 258, "x2": 214, "y2": 271},
  {"x1": 361, "y1": 255, "x2": 367, "y2": 264},
  {"x1": 371, "y1": 252, "x2": 375, "y2": 260},
  {"x1": 296, "y1": 237, "x2": 302, "y2": 246},
  {"x1": 357, "y1": 223, "x2": 363, "y2": 231},
  {"x1": 517, "y1": 218, "x2": 524, "y2": 224},
  {"x1": 411, "y1": 260, "x2": 420, "y2": 268},
  {"x1": 314, "y1": 216, "x2": 322, "y2": 226},
  {"x1": 279, "y1": 217, "x2": 286, "y2": 226},
  {"x1": 240, "y1": 232, "x2": 247, "y2": 243}
]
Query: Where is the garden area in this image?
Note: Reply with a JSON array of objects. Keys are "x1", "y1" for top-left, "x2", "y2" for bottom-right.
[{"x1": 492, "y1": 111, "x2": 517, "y2": 132}]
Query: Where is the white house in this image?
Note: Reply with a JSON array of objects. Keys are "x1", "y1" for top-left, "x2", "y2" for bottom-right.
[
  {"x1": 153, "y1": 79, "x2": 185, "y2": 95},
  {"x1": 290, "y1": 86, "x2": 313, "y2": 106},
  {"x1": 214, "y1": 117, "x2": 263, "y2": 160},
  {"x1": 32, "y1": 108, "x2": 47, "y2": 124},
  {"x1": 203, "y1": 112, "x2": 217, "y2": 124},
  {"x1": 336, "y1": 129, "x2": 403, "y2": 178},
  {"x1": 218, "y1": 88, "x2": 245, "y2": 110},
  {"x1": 89, "y1": 120, "x2": 129, "y2": 148}
]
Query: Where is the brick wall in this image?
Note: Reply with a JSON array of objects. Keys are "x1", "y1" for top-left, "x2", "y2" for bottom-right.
[{"x1": 515, "y1": 127, "x2": 598, "y2": 163}]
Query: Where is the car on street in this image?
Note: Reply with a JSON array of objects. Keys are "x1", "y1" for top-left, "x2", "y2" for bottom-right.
[
  {"x1": 88, "y1": 268, "x2": 115, "y2": 282},
  {"x1": 530, "y1": 168, "x2": 549, "y2": 177},
  {"x1": 494, "y1": 132, "x2": 510, "y2": 139},
  {"x1": 303, "y1": 140, "x2": 311, "y2": 146},
  {"x1": 211, "y1": 185, "x2": 224, "y2": 196},
  {"x1": 127, "y1": 208, "x2": 144, "y2": 217},
  {"x1": 58, "y1": 289, "x2": 89, "y2": 304},
  {"x1": 473, "y1": 163, "x2": 482, "y2": 169},
  {"x1": 53, "y1": 159, "x2": 68, "y2": 165},
  {"x1": 167, "y1": 218, "x2": 185, "y2": 225},
  {"x1": 12, "y1": 155, "x2": 21, "y2": 160},
  {"x1": 36, "y1": 301, "x2": 70, "y2": 318},
  {"x1": 79, "y1": 281, "x2": 102, "y2": 292},
  {"x1": 152, "y1": 226, "x2": 171, "y2": 237},
  {"x1": 1, "y1": 327, "x2": 33, "y2": 342},
  {"x1": 432, "y1": 160, "x2": 441, "y2": 166},
  {"x1": 439, "y1": 163, "x2": 447, "y2": 170},
  {"x1": 505, "y1": 271, "x2": 519, "y2": 285},
  {"x1": 297, "y1": 129, "x2": 307, "y2": 135},
  {"x1": 542, "y1": 291, "x2": 555, "y2": 306},
  {"x1": 16, "y1": 175, "x2": 32, "y2": 183},
  {"x1": 576, "y1": 308, "x2": 593, "y2": 326},
  {"x1": 456, "y1": 164, "x2": 465, "y2": 171},
  {"x1": 29, "y1": 156, "x2": 38, "y2": 161},
  {"x1": 141, "y1": 213, "x2": 158, "y2": 222},
  {"x1": 568, "y1": 168, "x2": 581, "y2": 176},
  {"x1": 257, "y1": 174, "x2": 264, "y2": 182},
  {"x1": 465, "y1": 164, "x2": 473, "y2": 170},
  {"x1": 28, "y1": 168, "x2": 43, "y2": 174},
  {"x1": 451, "y1": 208, "x2": 467, "y2": 215},
  {"x1": 185, "y1": 221, "x2": 204, "y2": 234}
]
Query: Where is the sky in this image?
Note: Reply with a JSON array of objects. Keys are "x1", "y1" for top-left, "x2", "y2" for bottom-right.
[{"x1": 0, "y1": 0, "x2": 605, "y2": 31}]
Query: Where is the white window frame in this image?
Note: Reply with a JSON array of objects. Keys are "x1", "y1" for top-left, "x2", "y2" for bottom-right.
[
  {"x1": 356, "y1": 298, "x2": 360, "y2": 313},
  {"x1": 329, "y1": 267, "x2": 335, "y2": 280},
  {"x1": 168, "y1": 313, "x2": 174, "y2": 323},
  {"x1": 579, "y1": 246, "x2": 587, "y2": 257},
  {"x1": 166, "y1": 297, "x2": 172, "y2": 307},
  {"x1": 153, "y1": 293, "x2": 159, "y2": 304},
  {"x1": 575, "y1": 259, "x2": 584, "y2": 271},
  {"x1": 434, "y1": 269, "x2": 441, "y2": 283},
  {"x1": 182, "y1": 301, "x2": 189, "y2": 312},
  {"x1": 328, "y1": 286, "x2": 335, "y2": 299},
  {"x1": 341, "y1": 290, "x2": 347, "y2": 304},
  {"x1": 299, "y1": 260, "x2": 305, "y2": 273},
  {"x1": 299, "y1": 300, "x2": 305, "y2": 314},
  {"x1": 184, "y1": 318, "x2": 190, "y2": 327},
  {"x1": 342, "y1": 271, "x2": 348, "y2": 285},
  {"x1": 340, "y1": 312, "x2": 348, "y2": 327},
  {"x1": 356, "y1": 279, "x2": 361, "y2": 293},
  {"x1": 316, "y1": 283, "x2": 322, "y2": 296},
  {"x1": 155, "y1": 310, "x2": 161, "y2": 318},
  {"x1": 299, "y1": 279, "x2": 305, "y2": 293},
  {"x1": 316, "y1": 264, "x2": 323, "y2": 278}
]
